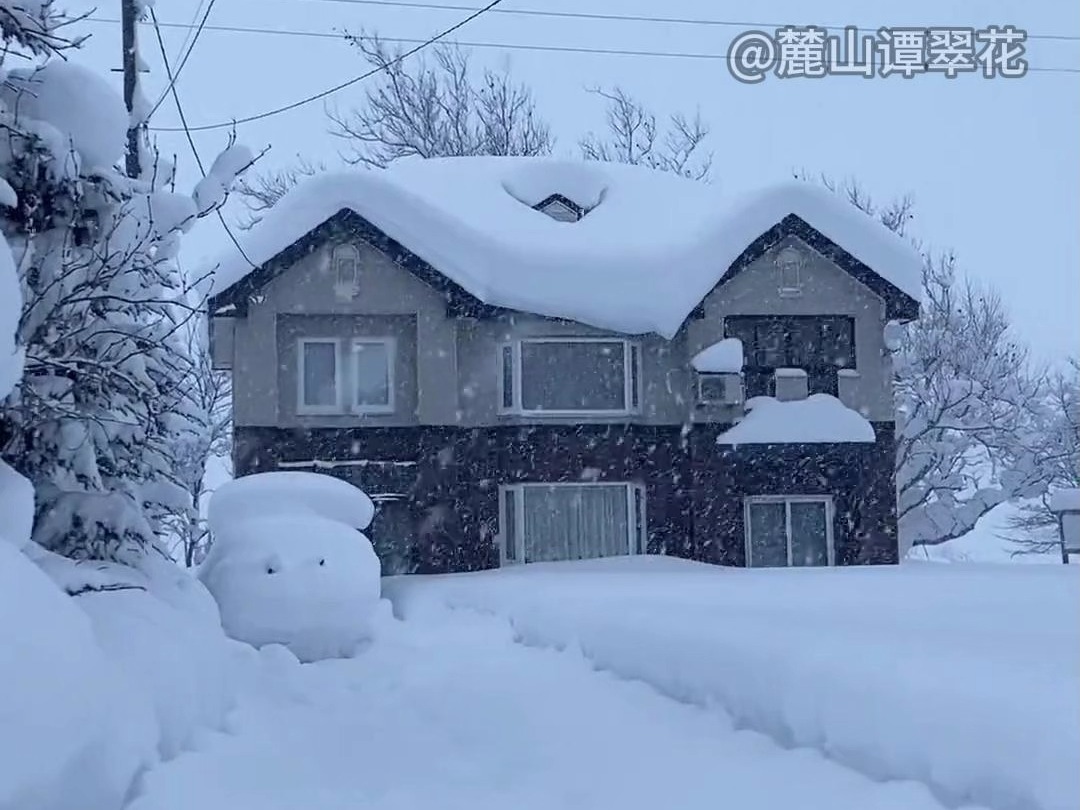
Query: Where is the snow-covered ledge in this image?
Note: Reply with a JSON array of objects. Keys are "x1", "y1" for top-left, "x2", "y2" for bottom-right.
[
  {"x1": 717, "y1": 395, "x2": 876, "y2": 445},
  {"x1": 774, "y1": 368, "x2": 807, "y2": 401},
  {"x1": 691, "y1": 338, "x2": 743, "y2": 373}
]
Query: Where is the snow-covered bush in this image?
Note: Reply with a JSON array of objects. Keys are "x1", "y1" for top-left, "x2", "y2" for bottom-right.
[{"x1": 200, "y1": 472, "x2": 382, "y2": 662}]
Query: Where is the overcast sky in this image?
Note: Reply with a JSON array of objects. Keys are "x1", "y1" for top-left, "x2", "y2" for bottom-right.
[{"x1": 67, "y1": 0, "x2": 1080, "y2": 362}]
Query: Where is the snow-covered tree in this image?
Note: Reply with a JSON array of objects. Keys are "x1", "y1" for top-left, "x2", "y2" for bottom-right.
[
  {"x1": 1007, "y1": 359, "x2": 1080, "y2": 554},
  {"x1": 330, "y1": 34, "x2": 554, "y2": 168},
  {"x1": 893, "y1": 256, "x2": 1049, "y2": 550},
  {"x1": 0, "y1": 26, "x2": 253, "y2": 561},
  {"x1": 236, "y1": 37, "x2": 553, "y2": 225},
  {"x1": 809, "y1": 175, "x2": 1052, "y2": 551},
  {"x1": 164, "y1": 315, "x2": 232, "y2": 567},
  {"x1": 579, "y1": 86, "x2": 713, "y2": 181}
]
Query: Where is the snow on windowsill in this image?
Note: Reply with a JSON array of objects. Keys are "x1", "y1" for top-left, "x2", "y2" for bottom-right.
[{"x1": 718, "y1": 394, "x2": 876, "y2": 445}]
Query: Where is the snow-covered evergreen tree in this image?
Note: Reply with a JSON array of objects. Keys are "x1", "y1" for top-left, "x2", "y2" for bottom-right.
[{"x1": 0, "y1": 6, "x2": 253, "y2": 561}]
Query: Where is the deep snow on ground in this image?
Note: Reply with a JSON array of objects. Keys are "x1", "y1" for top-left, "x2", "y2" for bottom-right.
[
  {"x1": 386, "y1": 558, "x2": 1080, "y2": 810},
  {"x1": 122, "y1": 557, "x2": 1077, "y2": 810},
  {"x1": 127, "y1": 598, "x2": 967, "y2": 810}
]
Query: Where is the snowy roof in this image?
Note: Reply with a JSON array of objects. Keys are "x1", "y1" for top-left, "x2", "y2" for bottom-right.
[
  {"x1": 210, "y1": 157, "x2": 923, "y2": 338},
  {"x1": 1049, "y1": 488, "x2": 1080, "y2": 514},
  {"x1": 717, "y1": 395, "x2": 876, "y2": 445},
  {"x1": 691, "y1": 338, "x2": 744, "y2": 373}
]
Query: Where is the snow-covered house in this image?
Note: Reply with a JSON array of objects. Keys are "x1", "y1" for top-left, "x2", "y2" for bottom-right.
[{"x1": 207, "y1": 157, "x2": 921, "y2": 574}]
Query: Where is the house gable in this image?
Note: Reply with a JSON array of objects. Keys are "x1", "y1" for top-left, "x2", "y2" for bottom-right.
[
  {"x1": 209, "y1": 209, "x2": 509, "y2": 320},
  {"x1": 691, "y1": 214, "x2": 919, "y2": 323}
]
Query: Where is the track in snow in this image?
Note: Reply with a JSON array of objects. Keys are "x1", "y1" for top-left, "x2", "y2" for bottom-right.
[{"x1": 126, "y1": 607, "x2": 969, "y2": 810}]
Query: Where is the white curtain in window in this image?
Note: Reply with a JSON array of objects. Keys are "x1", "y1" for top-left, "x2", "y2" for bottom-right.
[{"x1": 522, "y1": 485, "x2": 629, "y2": 562}]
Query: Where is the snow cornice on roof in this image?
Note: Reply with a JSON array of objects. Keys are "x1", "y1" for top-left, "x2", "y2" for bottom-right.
[{"x1": 208, "y1": 157, "x2": 922, "y2": 335}]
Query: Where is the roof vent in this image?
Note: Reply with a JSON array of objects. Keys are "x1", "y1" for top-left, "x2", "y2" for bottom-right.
[{"x1": 534, "y1": 193, "x2": 586, "y2": 222}]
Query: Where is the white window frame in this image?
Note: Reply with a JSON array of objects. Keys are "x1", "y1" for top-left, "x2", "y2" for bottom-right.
[
  {"x1": 497, "y1": 337, "x2": 642, "y2": 417},
  {"x1": 297, "y1": 337, "x2": 342, "y2": 415},
  {"x1": 743, "y1": 495, "x2": 835, "y2": 567},
  {"x1": 351, "y1": 337, "x2": 396, "y2": 415},
  {"x1": 499, "y1": 481, "x2": 647, "y2": 565}
]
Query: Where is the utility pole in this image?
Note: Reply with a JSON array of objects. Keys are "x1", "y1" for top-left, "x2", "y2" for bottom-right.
[{"x1": 121, "y1": 0, "x2": 142, "y2": 178}]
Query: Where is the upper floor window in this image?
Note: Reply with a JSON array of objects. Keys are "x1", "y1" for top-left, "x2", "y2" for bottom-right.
[
  {"x1": 499, "y1": 338, "x2": 641, "y2": 415},
  {"x1": 298, "y1": 338, "x2": 340, "y2": 413},
  {"x1": 353, "y1": 338, "x2": 395, "y2": 413},
  {"x1": 297, "y1": 337, "x2": 395, "y2": 415},
  {"x1": 725, "y1": 316, "x2": 855, "y2": 398},
  {"x1": 332, "y1": 244, "x2": 360, "y2": 299}
]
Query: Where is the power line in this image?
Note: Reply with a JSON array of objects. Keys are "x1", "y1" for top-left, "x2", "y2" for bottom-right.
[
  {"x1": 271, "y1": 0, "x2": 1080, "y2": 44},
  {"x1": 148, "y1": 8, "x2": 257, "y2": 269},
  {"x1": 141, "y1": 0, "x2": 506, "y2": 132},
  {"x1": 88, "y1": 17, "x2": 1080, "y2": 80},
  {"x1": 171, "y1": 0, "x2": 210, "y2": 62},
  {"x1": 145, "y1": 0, "x2": 218, "y2": 121}
]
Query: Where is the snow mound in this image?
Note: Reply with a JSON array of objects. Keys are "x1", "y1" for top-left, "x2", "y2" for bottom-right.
[
  {"x1": 387, "y1": 559, "x2": 1080, "y2": 810},
  {"x1": 200, "y1": 511, "x2": 382, "y2": 662},
  {"x1": 0, "y1": 460, "x2": 34, "y2": 549},
  {"x1": 207, "y1": 470, "x2": 375, "y2": 534},
  {"x1": 209, "y1": 156, "x2": 922, "y2": 338},
  {"x1": 0, "y1": 542, "x2": 156, "y2": 810},
  {"x1": 719, "y1": 394, "x2": 876, "y2": 445},
  {"x1": 692, "y1": 338, "x2": 744, "y2": 373},
  {"x1": 2, "y1": 60, "x2": 127, "y2": 170}
]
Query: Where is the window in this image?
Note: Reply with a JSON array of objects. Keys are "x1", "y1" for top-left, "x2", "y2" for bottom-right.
[
  {"x1": 500, "y1": 482, "x2": 647, "y2": 564},
  {"x1": 498, "y1": 338, "x2": 642, "y2": 415},
  {"x1": 297, "y1": 337, "x2": 395, "y2": 415},
  {"x1": 332, "y1": 244, "x2": 360, "y2": 298},
  {"x1": 725, "y1": 316, "x2": 855, "y2": 398},
  {"x1": 298, "y1": 339, "x2": 339, "y2": 412},
  {"x1": 744, "y1": 496, "x2": 833, "y2": 568},
  {"x1": 352, "y1": 338, "x2": 394, "y2": 412},
  {"x1": 775, "y1": 245, "x2": 805, "y2": 295}
]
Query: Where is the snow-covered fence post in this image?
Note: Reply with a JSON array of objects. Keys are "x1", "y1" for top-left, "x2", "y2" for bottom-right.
[{"x1": 1048, "y1": 489, "x2": 1080, "y2": 564}]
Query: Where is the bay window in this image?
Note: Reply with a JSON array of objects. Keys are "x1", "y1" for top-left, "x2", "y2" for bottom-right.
[{"x1": 499, "y1": 338, "x2": 641, "y2": 415}]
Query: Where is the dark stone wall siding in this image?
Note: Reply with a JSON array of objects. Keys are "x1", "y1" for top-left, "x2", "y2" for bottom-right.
[
  {"x1": 693, "y1": 422, "x2": 899, "y2": 566},
  {"x1": 233, "y1": 421, "x2": 898, "y2": 572}
]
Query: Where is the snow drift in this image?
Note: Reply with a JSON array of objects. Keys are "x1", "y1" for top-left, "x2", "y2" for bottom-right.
[{"x1": 386, "y1": 559, "x2": 1080, "y2": 810}]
